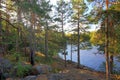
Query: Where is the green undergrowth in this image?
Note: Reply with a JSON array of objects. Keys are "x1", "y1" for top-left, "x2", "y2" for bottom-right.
[
  {"x1": 15, "y1": 62, "x2": 32, "y2": 77},
  {"x1": 35, "y1": 56, "x2": 55, "y2": 65},
  {"x1": 4, "y1": 52, "x2": 64, "y2": 75}
]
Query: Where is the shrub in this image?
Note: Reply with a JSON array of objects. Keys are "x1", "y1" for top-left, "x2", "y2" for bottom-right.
[
  {"x1": 16, "y1": 62, "x2": 32, "y2": 77},
  {"x1": 34, "y1": 56, "x2": 40, "y2": 63}
]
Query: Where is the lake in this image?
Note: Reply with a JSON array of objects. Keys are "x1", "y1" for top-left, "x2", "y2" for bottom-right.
[{"x1": 58, "y1": 44, "x2": 120, "y2": 72}]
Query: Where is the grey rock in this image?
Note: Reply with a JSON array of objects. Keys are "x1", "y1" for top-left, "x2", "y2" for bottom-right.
[
  {"x1": 48, "y1": 74, "x2": 63, "y2": 80},
  {"x1": 0, "y1": 58, "x2": 12, "y2": 78},
  {"x1": 0, "y1": 58, "x2": 12, "y2": 70},
  {"x1": 23, "y1": 75, "x2": 37, "y2": 80},
  {"x1": 87, "y1": 79, "x2": 93, "y2": 80},
  {"x1": 6, "y1": 78, "x2": 21, "y2": 80},
  {"x1": 36, "y1": 75, "x2": 48, "y2": 80},
  {"x1": 33, "y1": 65, "x2": 52, "y2": 74}
]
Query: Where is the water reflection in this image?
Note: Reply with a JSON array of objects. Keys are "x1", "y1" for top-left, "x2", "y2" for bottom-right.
[{"x1": 59, "y1": 44, "x2": 120, "y2": 71}]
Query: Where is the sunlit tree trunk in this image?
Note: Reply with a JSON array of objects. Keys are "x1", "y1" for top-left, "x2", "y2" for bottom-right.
[
  {"x1": 105, "y1": 14, "x2": 110, "y2": 80},
  {"x1": 105, "y1": 0, "x2": 110, "y2": 80}
]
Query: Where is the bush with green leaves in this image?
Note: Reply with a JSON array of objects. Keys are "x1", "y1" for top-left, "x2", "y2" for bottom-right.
[{"x1": 16, "y1": 62, "x2": 32, "y2": 77}]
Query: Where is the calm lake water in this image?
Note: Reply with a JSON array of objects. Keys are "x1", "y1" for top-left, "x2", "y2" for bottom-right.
[{"x1": 59, "y1": 44, "x2": 120, "y2": 71}]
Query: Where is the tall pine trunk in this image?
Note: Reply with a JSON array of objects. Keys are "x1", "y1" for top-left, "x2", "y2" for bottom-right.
[
  {"x1": 16, "y1": 5, "x2": 21, "y2": 61},
  {"x1": 110, "y1": 55, "x2": 113, "y2": 74},
  {"x1": 62, "y1": 12, "x2": 67, "y2": 67},
  {"x1": 105, "y1": 14, "x2": 110, "y2": 80},
  {"x1": 71, "y1": 37, "x2": 72, "y2": 61},
  {"x1": 45, "y1": 21, "x2": 48, "y2": 58},
  {"x1": 5, "y1": 9, "x2": 10, "y2": 54},
  {"x1": 0, "y1": 0, "x2": 3, "y2": 56},
  {"x1": 105, "y1": 0, "x2": 110, "y2": 79},
  {"x1": 77, "y1": 9, "x2": 80, "y2": 68},
  {"x1": 29, "y1": 12, "x2": 36, "y2": 66}
]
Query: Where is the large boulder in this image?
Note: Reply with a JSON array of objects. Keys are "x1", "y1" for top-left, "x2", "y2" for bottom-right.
[
  {"x1": 33, "y1": 65, "x2": 52, "y2": 74},
  {"x1": 48, "y1": 74, "x2": 63, "y2": 80},
  {"x1": 6, "y1": 78, "x2": 13, "y2": 80},
  {"x1": 23, "y1": 75, "x2": 37, "y2": 80},
  {"x1": 0, "y1": 58, "x2": 12, "y2": 78},
  {"x1": 6, "y1": 78, "x2": 21, "y2": 80},
  {"x1": 36, "y1": 75, "x2": 48, "y2": 80}
]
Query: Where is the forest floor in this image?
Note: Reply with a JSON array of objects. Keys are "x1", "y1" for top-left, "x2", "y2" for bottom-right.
[
  {"x1": 51, "y1": 57, "x2": 106, "y2": 80},
  {"x1": 25, "y1": 53, "x2": 120, "y2": 80},
  {"x1": 4, "y1": 52, "x2": 120, "y2": 80},
  {"x1": 51, "y1": 55, "x2": 120, "y2": 80}
]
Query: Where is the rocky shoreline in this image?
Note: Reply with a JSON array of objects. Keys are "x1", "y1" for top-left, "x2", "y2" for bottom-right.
[{"x1": 0, "y1": 57, "x2": 108, "y2": 80}]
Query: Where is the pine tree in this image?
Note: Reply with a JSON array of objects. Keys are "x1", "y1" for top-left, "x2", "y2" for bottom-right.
[
  {"x1": 55, "y1": 0, "x2": 72, "y2": 67},
  {"x1": 0, "y1": 0, "x2": 1, "y2": 50},
  {"x1": 72, "y1": 0, "x2": 86, "y2": 68}
]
